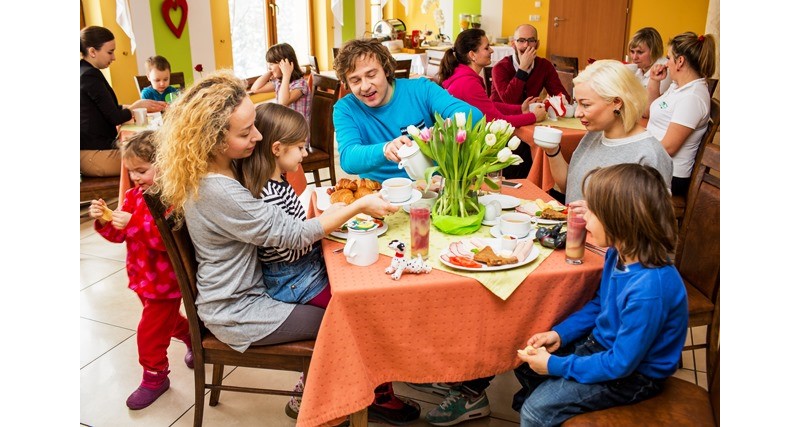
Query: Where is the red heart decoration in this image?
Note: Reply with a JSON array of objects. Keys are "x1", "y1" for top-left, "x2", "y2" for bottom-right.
[{"x1": 161, "y1": 0, "x2": 188, "y2": 39}]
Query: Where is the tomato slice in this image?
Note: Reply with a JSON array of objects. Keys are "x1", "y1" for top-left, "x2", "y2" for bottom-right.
[{"x1": 449, "y1": 255, "x2": 482, "y2": 268}]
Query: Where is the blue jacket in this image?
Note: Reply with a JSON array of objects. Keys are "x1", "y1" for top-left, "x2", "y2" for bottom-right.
[{"x1": 141, "y1": 85, "x2": 178, "y2": 102}]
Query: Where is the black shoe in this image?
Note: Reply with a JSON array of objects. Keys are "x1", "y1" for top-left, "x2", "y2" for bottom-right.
[{"x1": 368, "y1": 395, "x2": 421, "y2": 425}]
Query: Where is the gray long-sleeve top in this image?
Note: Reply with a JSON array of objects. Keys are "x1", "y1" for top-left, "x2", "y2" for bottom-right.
[{"x1": 184, "y1": 174, "x2": 325, "y2": 352}]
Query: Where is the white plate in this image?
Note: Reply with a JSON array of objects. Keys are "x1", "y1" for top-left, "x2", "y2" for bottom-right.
[
  {"x1": 388, "y1": 189, "x2": 423, "y2": 207},
  {"x1": 314, "y1": 186, "x2": 335, "y2": 211},
  {"x1": 439, "y1": 238, "x2": 540, "y2": 272},
  {"x1": 330, "y1": 221, "x2": 388, "y2": 239},
  {"x1": 532, "y1": 217, "x2": 566, "y2": 226},
  {"x1": 478, "y1": 194, "x2": 521, "y2": 209},
  {"x1": 490, "y1": 224, "x2": 534, "y2": 240}
]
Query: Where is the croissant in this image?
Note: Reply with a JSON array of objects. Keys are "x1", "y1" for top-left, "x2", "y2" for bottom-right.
[
  {"x1": 329, "y1": 189, "x2": 355, "y2": 204},
  {"x1": 353, "y1": 186, "x2": 374, "y2": 200},
  {"x1": 358, "y1": 178, "x2": 382, "y2": 191},
  {"x1": 336, "y1": 178, "x2": 358, "y2": 192}
]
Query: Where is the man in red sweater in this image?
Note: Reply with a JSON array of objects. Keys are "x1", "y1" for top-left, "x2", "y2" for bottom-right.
[{"x1": 490, "y1": 24, "x2": 571, "y2": 105}]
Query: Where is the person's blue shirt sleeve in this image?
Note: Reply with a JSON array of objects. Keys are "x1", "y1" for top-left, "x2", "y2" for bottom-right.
[{"x1": 333, "y1": 97, "x2": 391, "y2": 176}]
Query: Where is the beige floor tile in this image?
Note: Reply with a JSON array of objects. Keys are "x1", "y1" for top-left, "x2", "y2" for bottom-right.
[
  {"x1": 80, "y1": 231, "x2": 127, "y2": 262},
  {"x1": 80, "y1": 269, "x2": 142, "y2": 330},
  {"x1": 80, "y1": 318, "x2": 135, "y2": 368},
  {"x1": 80, "y1": 253, "x2": 125, "y2": 290}
]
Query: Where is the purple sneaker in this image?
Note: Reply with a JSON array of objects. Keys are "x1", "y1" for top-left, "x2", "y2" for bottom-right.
[{"x1": 126, "y1": 370, "x2": 170, "y2": 410}]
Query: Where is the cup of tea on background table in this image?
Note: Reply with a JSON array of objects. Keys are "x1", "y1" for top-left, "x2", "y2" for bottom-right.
[{"x1": 132, "y1": 108, "x2": 148, "y2": 126}]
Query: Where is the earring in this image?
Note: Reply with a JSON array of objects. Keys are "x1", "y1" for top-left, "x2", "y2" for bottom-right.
[{"x1": 613, "y1": 109, "x2": 621, "y2": 116}]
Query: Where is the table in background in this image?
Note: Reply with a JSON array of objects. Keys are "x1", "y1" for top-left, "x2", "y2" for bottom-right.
[
  {"x1": 296, "y1": 179, "x2": 604, "y2": 427},
  {"x1": 490, "y1": 44, "x2": 514, "y2": 65},
  {"x1": 391, "y1": 52, "x2": 427, "y2": 76}
]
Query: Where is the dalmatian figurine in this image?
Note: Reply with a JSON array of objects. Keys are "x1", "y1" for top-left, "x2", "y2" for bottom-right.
[{"x1": 385, "y1": 239, "x2": 432, "y2": 280}]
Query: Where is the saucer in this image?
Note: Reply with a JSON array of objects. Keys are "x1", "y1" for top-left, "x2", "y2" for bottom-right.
[
  {"x1": 388, "y1": 189, "x2": 422, "y2": 207},
  {"x1": 489, "y1": 224, "x2": 533, "y2": 239}
]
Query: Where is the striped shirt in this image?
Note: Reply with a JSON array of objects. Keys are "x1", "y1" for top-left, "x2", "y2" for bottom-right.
[{"x1": 257, "y1": 179, "x2": 312, "y2": 263}]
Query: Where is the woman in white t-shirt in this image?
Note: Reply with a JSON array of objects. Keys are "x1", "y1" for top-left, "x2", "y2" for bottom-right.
[
  {"x1": 628, "y1": 27, "x2": 672, "y2": 95},
  {"x1": 646, "y1": 32, "x2": 717, "y2": 197}
]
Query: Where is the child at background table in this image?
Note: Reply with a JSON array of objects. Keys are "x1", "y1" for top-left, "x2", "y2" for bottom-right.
[
  {"x1": 249, "y1": 43, "x2": 311, "y2": 124},
  {"x1": 236, "y1": 102, "x2": 422, "y2": 425},
  {"x1": 89, "y1": 130, "x2": 192, "y2": 411},
  {"x1": 140, "y1": 55, "x2": 179, "y2": 102},
  {"x1": 513, "y1": 163, "x2": 688, "y2": 426}
]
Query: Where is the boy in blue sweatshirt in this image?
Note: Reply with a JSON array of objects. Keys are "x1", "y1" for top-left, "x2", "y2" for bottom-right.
[{"x1": 514, "y1": 163, "x2": 689, "y2": 427}]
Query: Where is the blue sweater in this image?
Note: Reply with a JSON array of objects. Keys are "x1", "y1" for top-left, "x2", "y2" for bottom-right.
[
  {"x1": 141, "y1": 85, "x2": 178, "y2": 102},
  {"x1": 548, "y1": 247, "x2": 688, "y2": 383},
  {"x1": 333, "y1": 78, "x2": 483, "y2": 182}
]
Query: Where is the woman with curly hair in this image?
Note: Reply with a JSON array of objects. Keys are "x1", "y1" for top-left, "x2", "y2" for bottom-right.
[{"x1": 154, "y1": 69, "x2": 395, "y2": 357}]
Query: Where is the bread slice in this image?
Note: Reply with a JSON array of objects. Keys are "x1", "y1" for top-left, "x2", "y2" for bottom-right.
[
  {"x1": 473, "y1": 246, "x2": 518, "y2": 266},
  {"x1": 540, "y1": 207, "x2": 567, "y2": 220}
]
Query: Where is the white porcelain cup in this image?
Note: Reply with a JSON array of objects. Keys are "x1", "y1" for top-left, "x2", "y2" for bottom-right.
[
  {"x1": 343, "y1": 226, "x2": 379, "y2": 266},
  {"x1": 132, "y1": 108, "x2": 148, "y2": 126},
  {"x1": 380, "y1": 177, "x2": 413, "y2": 203},
  {"x1": 499, "y1": 212, "x2": 532, "y2": 238},
  {"x1": 397, "y1": 142, "x2": 434, "y2": 181},
  {"x1": 564, "y1": 102, "x2": 577, "y2": 118},
  {"x1": 500, "y1": 234, "x2": 518, "y2": 252},
  {"x1": 533, "y1": 126, "x2": 563, "y2": 149},
  {"x1": 483, "y1": 200, "x2": 502, "y2": 222}
]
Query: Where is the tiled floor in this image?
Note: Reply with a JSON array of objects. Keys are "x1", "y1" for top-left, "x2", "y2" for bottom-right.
[{"x1": 80, "y1": 159, "x2": 707, "y2": 426}]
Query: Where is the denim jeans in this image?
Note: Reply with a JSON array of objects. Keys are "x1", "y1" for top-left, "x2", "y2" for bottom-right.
[
  {"x1": 261, "y1": 243, "x2": 328, "y2": 304},
  {"x1": 513, "y1": 334, "x2": 664, "y2": 427}
]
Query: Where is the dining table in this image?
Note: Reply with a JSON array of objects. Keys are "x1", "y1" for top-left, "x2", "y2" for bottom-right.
[
  {"x1": 296, "y1": 179, "x2": 604, "y2": 427},
  {"x1": 514, "y1": 117, "x2": 587, "y2": 192}
]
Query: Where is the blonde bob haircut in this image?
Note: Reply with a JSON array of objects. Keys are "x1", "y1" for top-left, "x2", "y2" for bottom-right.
[
  {"x1": 153, "y1": 69, "x2": 249, "y2": 221},
  {"x1": 573, "y1": 59, "x2": 647, "y2": 133}
]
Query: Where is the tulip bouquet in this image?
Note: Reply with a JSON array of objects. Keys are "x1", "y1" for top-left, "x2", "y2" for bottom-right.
[{"x1": 407, "y1": 112, "x2": 523, "y2": 235}]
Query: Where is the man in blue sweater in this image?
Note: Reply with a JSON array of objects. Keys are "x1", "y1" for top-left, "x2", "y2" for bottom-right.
[{"x1": 332, "y1": 38, "x2": 483, "y2": 183}]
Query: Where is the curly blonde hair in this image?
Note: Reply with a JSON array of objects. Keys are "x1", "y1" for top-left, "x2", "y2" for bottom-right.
[{"x1": 152, "y1": 70, "x2": 248, "y2": 221}]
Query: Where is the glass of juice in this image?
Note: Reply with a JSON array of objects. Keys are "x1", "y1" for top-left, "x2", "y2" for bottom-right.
[
  {"x1": 565, "y1": 209, "x2": 586, "y2": 264},
  {"x1": 409, "y1": 202, "x2": 431, "y2": 259}
]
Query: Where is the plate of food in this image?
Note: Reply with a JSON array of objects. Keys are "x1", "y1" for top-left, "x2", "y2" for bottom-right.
[
  {"x1": 478, "y1": 194, "x2": 521, "y2": 210},
  {"x1": 330, "y1": 215, "x2": 388, "y2": 239},
  {"x1": 316, "y1": 178, "x2": 382, "y2": 211},
  {"x1": 438, "y1": 237, "x2": 539, "y2": 272},
  {"x1": 516, "y1": 199, "x2": 568, "y2": 225}
]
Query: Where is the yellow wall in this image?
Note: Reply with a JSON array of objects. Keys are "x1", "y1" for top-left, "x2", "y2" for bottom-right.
[
  {"x1": 209, "y1": 0, "x2": 233, "y2": 70},
  {"x1": 81, "y1": 0, "x2": 141, "y2": 105}
]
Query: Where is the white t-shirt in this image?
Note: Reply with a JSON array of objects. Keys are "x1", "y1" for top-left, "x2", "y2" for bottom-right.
[
  {"x1": 647, "y1": 78, "x2": 710, "y2": 178},
  {"x1": 635, "y1": 57, "x2": 671, "y2": 95}
]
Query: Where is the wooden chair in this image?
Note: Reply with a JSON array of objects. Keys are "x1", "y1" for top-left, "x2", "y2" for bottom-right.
[
  {"x1": 303, "y1": 74, "x2": 341, "y2": 186},
  {"x1": 425, "y1": 53, "x2": 443, "y2": 83},
  {"x1": 550, "y1": 54, "x2": 579, "y2": 76},
  {"x1": 332, "y1": 47, "x2": 340, "y2": 59},
  {"x1": 706, "y1": 78, "x2": 719, "y2": 97},
  {"x1": 674, "y1": 143, "x2": 720, "y2": 378},
  {"x1": 672, "y1": 97, "x2": 720, "y2": 224},
  {"x1": 564, "y1": 341, "x2": 720, "y2": 426},
  {"x1": 395, "y1": 59, "x2": 413, "y2": 79},
  {"x1": 142, "y1": 192, "x2": 316, "y2": 427},
  {"x1": 483, "y1": 65, "x2": 493, "y2": 97},
  {"x1": 80, "y1": 175, "x2": 120, "y2": 204},
  {"x1": 556, "y1": 69, "x2": 575, "y2": 100},
  {"x1": 134, "y1": 71, "x2": 186, "y2": 93},
  {"x1": 308, "y1": 54, "x2": 320, "y2": 73}
]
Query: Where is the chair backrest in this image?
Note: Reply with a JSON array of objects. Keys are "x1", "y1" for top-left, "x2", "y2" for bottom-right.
[
  {"x1": 332, "y1": 47, "x2": 340, "y2": 59},
  {"x1": 706, "y1": 78, "x2": 719, "y2": 97},
  {"x1": 134, "y1": 71, "x2": 186, "y2": 93},
  {"x1": 309, "y1": 74, "x2": 341, "y2": 153},
  {"x1": 483, "y1": 66, "x2": 493, "y2": 97},
  {"x1": 550, "y1": 54, "x2": 579, "y2": 76},
  {"x1": 308, "y1": 54, "x2": 320, "y2": 73},
  {"x1": 395, "y1": 59, "x2": 413, "y2": 79},
  {"x1": 426, "y1": 54, "x2": 443, "y2": 83},
  {"x1": 556, "y1": 69, "x2": 575, "y2": 100},
  {"x1": 142, "y1": 192, "x2": 207, "y2": 342},
  {"x1": 675, "y1": 143, "x2": 720, "y2": 306}
]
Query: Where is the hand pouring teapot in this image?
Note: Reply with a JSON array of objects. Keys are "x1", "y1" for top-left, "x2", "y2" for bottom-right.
[{"x1": 343, "y1": 220, "x2": 380, "y2": 266}]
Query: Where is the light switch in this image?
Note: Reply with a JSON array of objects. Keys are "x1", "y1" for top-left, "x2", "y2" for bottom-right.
[
  {"x1": 529, "y1": 14, "x2": 541, "y2": 22},
  {"x1": 534, "y1": 1, "x2": 541, "y2": 7}
]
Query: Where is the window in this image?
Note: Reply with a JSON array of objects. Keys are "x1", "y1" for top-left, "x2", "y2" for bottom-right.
[{"x1": 229, "y1": 0, "x2": 310, "y2": 79}]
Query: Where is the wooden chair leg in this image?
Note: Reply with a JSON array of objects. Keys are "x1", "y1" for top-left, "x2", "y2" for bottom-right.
[
  {"x1": 328, "y1": 164, "x2": 336, "y2": 186},
  {"x1": 194, "y1": 367, "x2": 205, "y2": 427},
  {"x1": 209, "y1": 364, "x2": 224, "y2": 406},
  {"x1": 313, "y1": 170, "x2": 321, "y2": 187}
]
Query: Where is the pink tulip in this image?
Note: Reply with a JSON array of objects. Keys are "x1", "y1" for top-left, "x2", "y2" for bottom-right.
[
  {"x1": 456, "y1": 129, "x2": 467, "y2": 144},
  {"x1": 420, "y1": 128, "x2": 432, "y2": 142}
]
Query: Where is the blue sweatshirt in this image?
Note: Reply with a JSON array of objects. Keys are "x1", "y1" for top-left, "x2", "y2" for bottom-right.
[
  {"x1": 141, "y1": 85, "x2": 178, "y2": 102},
  {"x1": 333, "y1": 77, "x2": 483, "y2": 182},
  {"x1": 548, "y1": 247, "x2": 688, "y2": 383}
]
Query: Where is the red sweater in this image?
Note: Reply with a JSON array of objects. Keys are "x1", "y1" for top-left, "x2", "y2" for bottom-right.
[
  {"x1": 442, "y1": 64, "x2": 538, "y2": 128},
  {"x1": 490, "y1": 55, "x2": 571, "y2": 104},
  {"x1": 94, "y1": 187, "x2": 180, "y2": 300}
]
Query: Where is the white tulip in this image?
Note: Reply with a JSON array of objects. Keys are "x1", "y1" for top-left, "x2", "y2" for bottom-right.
[
  {"x1": 497, "y1": 147, "x2": 512, "y2": 162},
  {"x1": 507, "y1": 136, "x2": 521, "y2": 150},
  {"x1": 406, "y1": 125, "x2": 420, "y2": 137},
  {"x1": 455, "y1": 112, "x2": 466, "y2": 128},
  {"x1": 509, "y1": 154, "x2": 524, "y2": 165},
  {"x1": 484, "y1": 133, "x2": 497, "y2": 146},
  {"x1": 489, "y1": 120, "x2": 508, "y2": 134}
]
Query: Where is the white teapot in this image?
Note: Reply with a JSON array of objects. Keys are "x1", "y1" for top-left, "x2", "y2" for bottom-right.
[{"x1": 397, "y1": 141, "x2": 434, "y2": 181}]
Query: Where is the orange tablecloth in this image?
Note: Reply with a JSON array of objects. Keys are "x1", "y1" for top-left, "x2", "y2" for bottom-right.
[
  {"x1": 297, "y1": 180, "x2": 604, "y2": 427},
  {"x1": 117, "y1": 124, "x2": 307, "y2": 198},
  {"x1": 514, "y1": 124, "x2": 586, "y2": 192}
]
